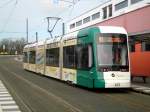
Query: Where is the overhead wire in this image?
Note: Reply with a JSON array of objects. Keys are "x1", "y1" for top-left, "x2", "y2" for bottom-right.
[
  {"x1": 0, "y1": 0, "x2": 16, "y2": 9},
  {"x1": 17, "y1": 0, "x2": 79, "y2": 33},
  {"x1": 40, "y1": 0, "x2": 80, "y2": 37},
  {"x1": 0, "y1": 0, "x2": 18, "y2": 33},
  {"x1": 55, "y1": 0, "x2": 80, "y2": 20},
  {"x1": 0, "y1": 0, "x2": 79, "y2": 36},
  {"x1": 0, "y1": 31, "x2": 25, "y2": 34},
  {"x1": 30, "y1": 0, "x2": 73, "y2": 32}
]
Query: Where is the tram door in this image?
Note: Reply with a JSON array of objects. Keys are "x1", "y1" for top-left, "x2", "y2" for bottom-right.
[
  {"x1": 76, "y1": 44, "x2": 94, "y2": 88},
  {"x1": 36, "y1": 45, "x2": 45, "y2": 74}
]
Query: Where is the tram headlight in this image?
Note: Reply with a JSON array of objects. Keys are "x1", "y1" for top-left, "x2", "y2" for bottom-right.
[{"x1": 112, "y1": 73, "x2": 115, "y2": 77}]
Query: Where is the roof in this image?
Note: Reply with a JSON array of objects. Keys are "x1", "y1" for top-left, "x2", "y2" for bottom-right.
[
  {"x1": 62, "y1": 31, "x2": 78, "y2": 40},
  {"x1": 46, "y1": 36, "x2": 62, "y2": 44}
]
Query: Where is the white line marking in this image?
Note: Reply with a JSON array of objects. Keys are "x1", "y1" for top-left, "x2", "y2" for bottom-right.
[
  {"x1": 1, "y1": 103, "x2": 16, "y2": 106},
  {"x1": 2, "y1": 108, "x2": 20, "y2": 112},
  {"x1": 0, "y1": 94, "x2": 11, "y2": 97},
  {"x1": 0, "y1": 97, "x2": 13, "y2": 101},
  {"x1": 0, "y1": 79, "x2": 22, "y2": 112},
  {"x1": 0, "y1": 92, "x2": 7, "y2": 94},
  {"x1": 1, "y1": 66, "x2": 83, "y2": 112},
  {"x1": 2, "y1": 105, "x2": 19, "y2": 109},
  {"x1": 3, "y1": 110, "x2": 21, "y2": 112},
  {"x1": 0, "y1": 101, "x2": 16, "y2": 105},
  {"x1": 2, "y1": 107, "x2": 19, "y2": 110}
]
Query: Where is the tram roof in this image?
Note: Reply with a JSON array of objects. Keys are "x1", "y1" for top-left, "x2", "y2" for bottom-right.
[
  {"x1": 46, "y1": 36, "x2": 62, "y2": 44},
  {"x1": 62, "y1": 31, "x2": 78, "y2": 40},
  {"x1": 24, "y1": 42, "x2": 37, "y2": 48},
  {"x1": 37, "y1": 40, "x2": 44, "y2": 46},
  {"x1": 99, "y1": 26, "x2": 127, "y2": 34}
]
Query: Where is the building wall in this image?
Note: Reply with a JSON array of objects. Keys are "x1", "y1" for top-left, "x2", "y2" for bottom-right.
[
  {"x1": 96, "y1": 6, "x2": 150, "y2": 76},
  {"x1": 67, "y1": 0, "x2": 149, "y2": 33},
  {"x1": 67, "y1": 1, "x2": 150, "y2": 76},
  {"x1": 130, "y1": 51, "x2": 150, "y2": 76},
  {"x1": 96, "y1": 6, "x2": 150, "y2": 34}
]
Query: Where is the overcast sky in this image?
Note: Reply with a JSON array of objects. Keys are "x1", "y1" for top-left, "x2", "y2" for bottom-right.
[{"x1": 0, "y1": 0, "x2": 105, "y2": 42}]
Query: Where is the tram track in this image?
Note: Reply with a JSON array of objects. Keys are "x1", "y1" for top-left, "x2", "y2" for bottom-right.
[
  {"x1": 0, "y1": 56, "x2": 150, "y2": 112},
  {"x1": 0, "y1": 65, "x2": 83, "y2": 112},
  {"x1": 105, "y1": 93, "x2": 150, "y2": 111},
  {"x1": 0, "y1": 68, "x2": 34, "y2": 112}
]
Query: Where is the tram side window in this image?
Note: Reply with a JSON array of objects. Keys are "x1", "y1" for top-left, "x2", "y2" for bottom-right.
[
  {"x1": 23, "y1": 52, "x2": 28, "y2": 63},
  {"x1": 130, "y1": 44, "x2": 135, "y2": 52},
  {"x1": 46, "y1": 48, "x2": 59, "y2": 67},
  {"x1": 142, "y1": 42, "x2": 150, "y2": 51},
  {"x1": 63, "y1": 46, "x2": 76, "y2": 69},
  {"x1": 29, "y1": 51, "x2": 36, "y2": 64},
  {"x1": 76, "y1": 44, "x2": 93, "y2": 69},
  {"x1": 145, "y1": 43, "x2": 150, "y2": 51}
]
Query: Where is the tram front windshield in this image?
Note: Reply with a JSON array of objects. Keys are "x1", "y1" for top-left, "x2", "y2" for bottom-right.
[{"x1": 97, "y1": 33, "x2": 129, "y2": 71}]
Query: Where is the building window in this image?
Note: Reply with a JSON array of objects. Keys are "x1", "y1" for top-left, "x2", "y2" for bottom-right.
[
  {"x1": 131, "y1": 0, "x2": 143, "y2": 4},
  {"x1": 130, "y1": 44, "x2": 135, "y2": 52},
  {"x1": 115, "y1": 0, "x2": 128, "y2": 11},
  {"x1": 76, "y1": 44, "x2": 93, "y2": 69},
  {"x1": 76, "y1": 20, "x2": 82, "y2": 27},
  {"x1": 46, "y1": 48, "x2": 59, "y2": 67},
  {"x1": 83, "y1": 16, "x2": 90, "y2": 24},
  {"x1": 92, "y1": 12, "x2": 100, "y2": 20},
  {"x1": 70, "y1": 23, "x2": 75, "y2": 29},
  {"x1": 145, "y1": 42, "x2": 150, "y2": 51},
  {"x1": 103, "y1": 7, "x2": 107, "y2": 19},
  {"x1": 29, "y1": 51, "x2": 36, "y2": 64},
  {"x1": 142, "y1": 42, "x2": 150, "y2": 51},
  {"x1": 108, "y1": 4, "x2": 112, "y2": 17},
  {"x1": 63, "y1": 45, "x2": 76, "y2": 69}
]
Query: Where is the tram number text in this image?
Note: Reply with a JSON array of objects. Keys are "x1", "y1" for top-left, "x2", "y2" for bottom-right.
[{"x1": 115, "y1": 83, "x2": 120, "y2": 87}]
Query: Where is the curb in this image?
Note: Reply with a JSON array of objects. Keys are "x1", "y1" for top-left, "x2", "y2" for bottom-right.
[{"x1": 131, "y1": 85, "x2": 150, "y2": 95}]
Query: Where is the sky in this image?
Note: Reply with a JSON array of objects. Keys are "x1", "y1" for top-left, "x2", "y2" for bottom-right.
[{"x1": 0, "y1": 0, "x2": 105, "y2": 42}]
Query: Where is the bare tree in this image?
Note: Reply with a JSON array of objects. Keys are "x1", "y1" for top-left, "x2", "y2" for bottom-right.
[{"x1": 0, "y1": 38, "x2": 25, "y2": 55}]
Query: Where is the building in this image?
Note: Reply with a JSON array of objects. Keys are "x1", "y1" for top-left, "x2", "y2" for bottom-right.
[{"x1": 66, "y1": 0, "x2": 150, "y2": 78}]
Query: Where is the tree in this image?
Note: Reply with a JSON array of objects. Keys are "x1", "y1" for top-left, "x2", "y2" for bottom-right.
[{"x1": 0, "y1": 38, "x2": 26, "y2": 55}]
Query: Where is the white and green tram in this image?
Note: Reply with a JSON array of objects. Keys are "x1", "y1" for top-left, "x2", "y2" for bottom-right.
[{"x1": 23, "y1": 26, "x2": 131, "y2": 88}]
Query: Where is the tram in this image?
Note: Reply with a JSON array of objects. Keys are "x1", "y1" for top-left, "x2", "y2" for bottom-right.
[{"x1": 23, "y1": 26, "x2": 131, "y2": 88}]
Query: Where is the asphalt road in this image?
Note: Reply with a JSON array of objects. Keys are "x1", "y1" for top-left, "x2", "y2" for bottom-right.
[{"x1": 0, "y1": 56, "x2": 150, "y2": 112}]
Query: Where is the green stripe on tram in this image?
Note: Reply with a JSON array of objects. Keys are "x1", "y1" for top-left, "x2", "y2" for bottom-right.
[{"x1": 76, "y1": 26, "x2": 105, "y2": 88}]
